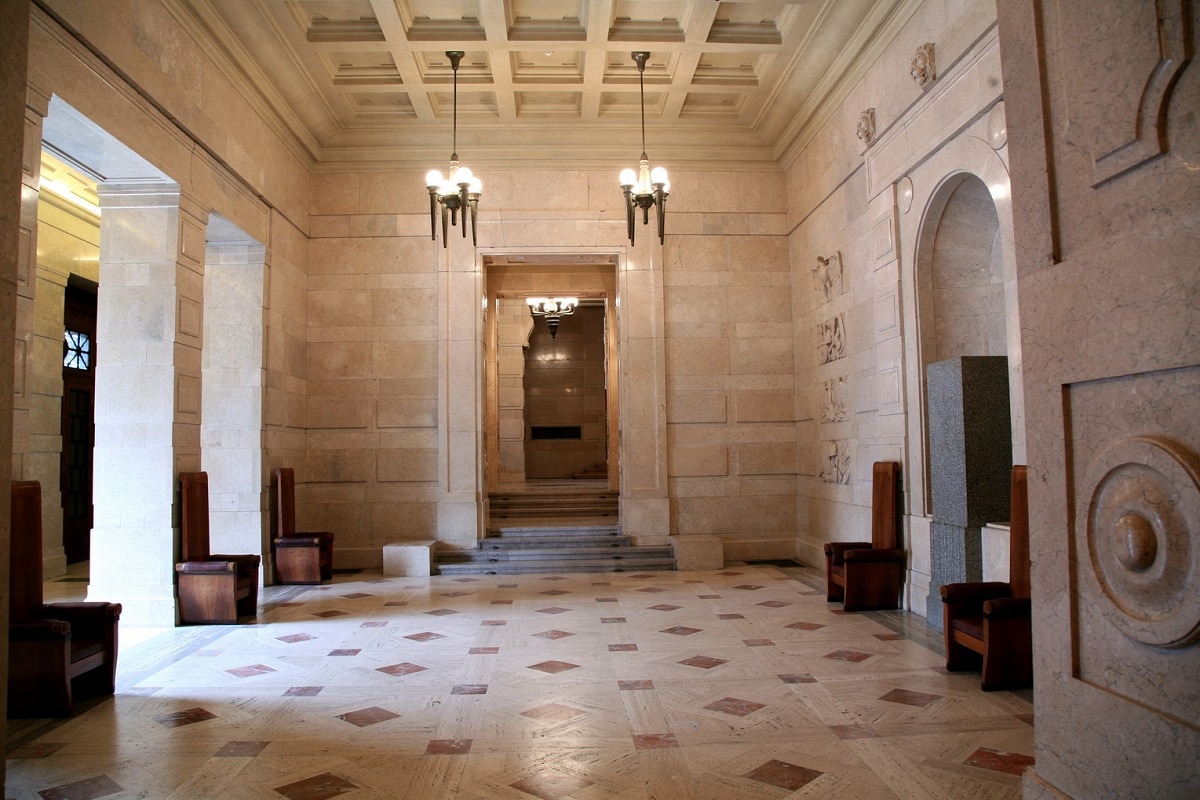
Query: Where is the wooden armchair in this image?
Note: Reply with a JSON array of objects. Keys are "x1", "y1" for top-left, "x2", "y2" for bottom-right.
[
  {"x1": 940, "y1": 465, "x2": 1033, "y2": 690},
  {"x1": 824, "y1": 461, "x2": 904, "y2": 611},
  {"x1": 7, "y1": 481, "x2": 121, "y2": 717},
  {"x1": 175, "y1": 472, "x2": 260, "y2": 624},
  {"x1": 272, "y1": 467, "x2": 334, "y2": 584}
]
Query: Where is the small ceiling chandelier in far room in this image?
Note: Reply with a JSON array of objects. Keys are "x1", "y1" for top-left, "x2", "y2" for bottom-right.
[
  {"x1": 425, "y1": 51, "x2": 482, "y2": 248},
  {"x1": 619, "y1": 51, "x2": 670, "y2": 246},
  {"x1": 526, "y1": 297, "x2": 578, "y2": 339}
]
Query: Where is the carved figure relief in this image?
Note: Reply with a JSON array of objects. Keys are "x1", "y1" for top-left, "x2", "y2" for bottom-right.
[
  {"x1": 910, "y1": 42, "x2": 936, "y2": 88},
  {"x1": 856, "y1": 108, "x2": 876, "y2": 146},
  {"x1": 817, "y1": 314, "x2": 847, "y2": 365},
  {"x1": 819, "y1": 440, "x2": 851, "y2": 485},
  {"x1": 812, "y1": 251, "x2": 843, "y2": 304},
  {"x1": 820, "y1": 376, "x2": 848, "y2": 423}
]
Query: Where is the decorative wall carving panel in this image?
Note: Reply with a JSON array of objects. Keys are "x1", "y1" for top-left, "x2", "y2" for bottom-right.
[
  {"x1": 857, "y1": 108, "x2": 876, "y2": 146},
  {"x1": 819, "y1": 376, "x2": 848, "y2": 423},
  {"x1": 817, "y1": 314, "x2": 846, "y2": 365},
  {"x1": 812, "y1": 251, "x2": 843, "y2": 303},
  {"x1": 819, "y1": 439, "x2": 851, "y2": 484}
]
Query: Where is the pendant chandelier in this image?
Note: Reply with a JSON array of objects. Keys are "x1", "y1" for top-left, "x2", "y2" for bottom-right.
[
  {"x1": 526, "y1": 297, "x2": 578, "y2": 339},
  {"x1": 425, "y1": 51, "x2": 482, "y2": 248},
  {"x1": 619, "y1": 51, "x2": 670, "y2": 246}
]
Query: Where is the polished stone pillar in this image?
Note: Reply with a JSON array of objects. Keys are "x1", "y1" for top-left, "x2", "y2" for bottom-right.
[
  {"x1": 924, "y1": 355, "x2": 1011, "y2": 629},
  {"x1": 88, "y1": 183, "x2": 208, "y2": 627}
]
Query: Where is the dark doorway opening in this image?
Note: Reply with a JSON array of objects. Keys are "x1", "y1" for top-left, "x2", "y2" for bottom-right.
[{"x1": 61, "y1": 278, "x2": 97, "y2": 564}]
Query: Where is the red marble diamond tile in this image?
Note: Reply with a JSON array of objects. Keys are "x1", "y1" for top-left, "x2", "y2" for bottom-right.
[
  {"x1": 733, "y1": 584, "x2": 763, "y2": 590},
  {"x1": 405, "y1": 632, "x2": 446, "y2": 642},
  {"x1": 786, "y1": 621, "x2": 826, "y2": 631},
  {"x1": 718, "y1": 613, "x2": 744, "y2": 620},
  {"x1": 425, "y1": 608, "x2": 458, "y2": 616},
  {"x1": 336, "y1": 706, "x2": 399, "y2": 727},
  {"x1": 542, "y1": 576, "x2": 568, "y2": 581},
  {"x1": 601, "y1": 617, "x2": 627, "y2": 623},
  {"x1": 8, "y1": 741, "x2": 66, "y2": 758},
  {"x1": 312, "y1": 610, "x2": 348, "y2": 618},
  {"x1": 698, "y1": 594, "x2": 722, "y2": 599},
  {"x1": 481, "y1": 620, "x2": 507, "y2": 626},
  {"x1": 454, "y1": 578, "x2": 480, "y2": 582},
  {"x1": 1015, "y1": 713, "x2": 1035, "y2": 726},
  {"x1": 328, "y1": 649, "x2": 360, "y2": 657},
  {"x1": 679, "y1": 655, "x2": 727, "y2": 669},
  {"x1": 540, "y1": 589, "x2": 570, "y2": 596},
  {"x1": 595, "y1": 597, "x2": 619, "y2": 603},
  {"x1": 498, "y1": 583, "x2": 518, "y2": 588},
  {"x1": 342, "y1": 592, "x2": 372, "y2": 599},
  {"x1": 648, "y1": 604, "x2": 682, "y2": 611},
  {"x1": 276, "y1": 602, "x2": 305, "y2": 607},
  {"x1": 744, "y1": 759, "x2": 823, "y2": 790},
  {"x1": 491, "y1": 599, "x2": 514, "y2": 605},
  {"x1": 779, "y1": 673, "x2": 817, "y2": 684},
  {"x1": 510, "y1": 769, "x2": 593, "y2": 800},
  {"x1": 873, "y1": 632, "x2": 903, "y2": 641},
  {"x1": 451, "y1": 684, "x2": 488, "y2": 695},
  {"x1": 426, "y1": 738, "x2": 473, "y2": 755},
  {"x1": 800, "y1": 590, "x2": 823, "y2": 596},
  {"x1": 522, "y1": 703, "x2": 586, "y2": 721},
  {"x1": 964, "y1": 747, "x2": 1036, "y2": 776},
  {"x1": 36, "y1": 775, "x2": 123, "y2": 800},
  {"x1": 360, "y1": 621, "x2": 387, "y2": 628},
  {"x1": 618, "y1": 679, "x2": 654, "y2": 691},
  {"x1": 591, "y1": 581, "x2": 611, "y2": 586},
  {"x1": 533, "y1": 630, "x2": 574, "y2": 640},
  {"x1": 830, "y1": 724, "x2": 880, "y2": 740},
  {"x1": 536, "y1": 607, "x2": 571, "y2": 614},
  {"x1": 704, "y1": 697, "x2": 766, "y2": 717},
  {"x1": 608, "y1": 644, "x2": 638, "y2": 652},
  {"x1": 440, "y1": 591, "x2": 471, "y2": 597},
  {"x1": 717, "y1": 571, "x2": 744, "y2": 576},
  {"x1": 469, "y1": 646, "x2": 500, "y2": 655},
  {"x1": 661, "y1": 626, "x2": 701, "y2": 636},
  {"x1": 376, "y1": 662, "x2": 427, "y2": 677},
  {"x1": 154, "y1": 707, "x2": 217, "y2": 727},
  {"x1": 227, "y1": 664, "x2": 277, "y2": 678},
  {"x1": 276, "y1": 633, "x2": 317, "y2": 643},
  {"x1": 384, "y1": 601, "x2": 408, "y2": 607},
  {"x1": 831, "y1": 609, "x2": 850, "y2": 615},
  {"x1": 633, "y1": 733, "x2": 679, "y2": 750},
  {"x1": 824, "y1": 649, "x2": 871, "y2": 663},
  {"x1": 880, "y1": 688, "x2": 942, "y2": 707},
  {"x1": 274, "y1": 772, "x2": 360, "y2": 800},
  {"x1": 215, "y1": 740, "x2": 269, "y2": 757},
  {"x1": 528, "y1": 660, "x2": 580, "y2": 674},
  {"x1": 743, "y1": 638, "x2": 774, "y2": 647},
  {"x1": 636, "y1": 587, "x2": 667, "y2": 593},
  {"x1": 284, "y1": 686, "x2": 324, "y2": 696}
]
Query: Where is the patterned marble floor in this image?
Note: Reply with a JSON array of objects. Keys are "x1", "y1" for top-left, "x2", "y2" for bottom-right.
[{"x1": 7, "y1": 564, "x2": 1034, "y2": 799}]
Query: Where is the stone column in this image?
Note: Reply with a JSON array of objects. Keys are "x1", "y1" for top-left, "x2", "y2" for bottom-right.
[
  {"x1": 924, "y1": 355, "x2": 1011, "y2": 628},
  {"x1": 437, "y1": 243, "x2": 484, "y2": 546},
  {"x1": 88, "y1": 183, "x2": 207, "y2": 627},
  {"x1": 202, "y1": 239, "x2": 266, "y2": 563}
]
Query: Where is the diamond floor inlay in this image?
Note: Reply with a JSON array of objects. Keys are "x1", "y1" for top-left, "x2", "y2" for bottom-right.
[{"x1": 9, "y1": 563, "x2": 1034, "y2": 799}]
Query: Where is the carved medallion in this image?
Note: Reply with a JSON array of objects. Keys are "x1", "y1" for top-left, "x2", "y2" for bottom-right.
[
  {"x1": 1082, "y1": 435, "x2": 1200, "y2": 648},
  {"x1": 856, "y1": 108, "x2": 876, "y2": 146}
]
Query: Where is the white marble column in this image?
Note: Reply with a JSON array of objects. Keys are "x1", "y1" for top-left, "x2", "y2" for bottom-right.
[
  {"x1": 88, "y1": 183, "x2": 207, "y2": 627},
  {"x1": 202, "y1": 239, "x2": 267, "y2": 565}
]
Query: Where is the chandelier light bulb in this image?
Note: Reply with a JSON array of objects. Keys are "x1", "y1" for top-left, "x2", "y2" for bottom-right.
[
  {"x1": 425, "y1": 170, "x2": 444, "y2": 189},
  {"x1": 619, "y1": 168, "x2": 637, "y2": 188},
  {"x1": 650, "y1": 166, "x2": 669, "y2": 186},
  {"x1": 456, "y1": 166, "x2": 474, "y2": 185}
]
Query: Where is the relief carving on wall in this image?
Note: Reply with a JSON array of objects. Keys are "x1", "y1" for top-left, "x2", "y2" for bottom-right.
[
  {"x1": 820, "y1": 376, "x2": 848, "y2": 423},
  {"x1": 819, "y1": 440, "x2": 851, "y2": 485},
  {"x1": 910, "y1": 42, "x2": 936, "y2": 88},
  {"x1": 812, "y1": 251, "x2": 844, "y2": 303},
  {"x1": 856, "y1": 108, "x2": 876, "y2": 146},
  {"x1": 1081, "y1": 434, "x2": 1200, "y2": 649},
  {"x1": 817, "y1": 314, "x2": 847, "y2": 365}
]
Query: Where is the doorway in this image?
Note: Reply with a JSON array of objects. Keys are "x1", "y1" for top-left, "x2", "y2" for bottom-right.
[{"x1": 60, "y1": 279, "x2": 97, "y2": 563}]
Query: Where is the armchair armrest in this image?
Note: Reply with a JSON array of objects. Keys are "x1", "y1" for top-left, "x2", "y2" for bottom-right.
[
  {"x1": 983, "y1": 596, "x2": 1031, "y2": 619},
  {"x1": 824, "y1": 541, "x2": 872, "y2": 565},
  {"x1": 940, "y1": 582, "x2": 1011, "y2": 607},
  {"x1": 10, "y1": 618, "x2": 72, "y2": 641},
  {"x1": 275, "y1": 536, "x2": 323, "y2": 548},
  {"x1": 211, "y1": 553, "x2": 262, "y2": 577},
  {"x1": 176, "y1": 560, "x2": 237, "y2": 574},
  {"x1": 43, "y1": 602, "x2": 122, "y2": 635},
  {"x1": 843, "y1": 548, "x2": 904, "y2": 563}
]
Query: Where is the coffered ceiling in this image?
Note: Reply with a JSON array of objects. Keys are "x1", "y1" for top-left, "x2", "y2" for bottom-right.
[{"x1": 176, "y1": 0, "x2": 919, "y2": 170}]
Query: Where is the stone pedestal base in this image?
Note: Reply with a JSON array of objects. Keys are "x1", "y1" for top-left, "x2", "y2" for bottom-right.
[
  {"x1": 382, "y1": 541, "x2": 438, "y2": 577},
  {"x1": 924, "y1": 521, "x2": 983, "y2": 632},
  {"x1": 671, "y1": 534, "x2": 723, "y2": 570}
]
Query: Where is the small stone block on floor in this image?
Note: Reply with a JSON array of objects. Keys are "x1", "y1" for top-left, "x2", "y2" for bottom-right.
[
  {"x1": 383, "y1": 540, "x2": 438, "y2": 576},
  {"x1": 671, "y1": 534, "x2": 723, "y2": 570}
]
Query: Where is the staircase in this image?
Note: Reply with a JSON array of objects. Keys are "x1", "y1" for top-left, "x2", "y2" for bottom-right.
[{"x1": 434, "y1": 481, "x2": 675, "y2": 575}]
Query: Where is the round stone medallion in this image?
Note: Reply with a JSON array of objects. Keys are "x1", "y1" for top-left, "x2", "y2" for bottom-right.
[{"x1": 1084, "y1": 436, "x2": 1200, "y2": 648}]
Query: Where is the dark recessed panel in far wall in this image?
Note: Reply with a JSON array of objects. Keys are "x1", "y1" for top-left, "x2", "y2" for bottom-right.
[{"x1": 530, "y1": 426, "x2": 582, "y2": 440}]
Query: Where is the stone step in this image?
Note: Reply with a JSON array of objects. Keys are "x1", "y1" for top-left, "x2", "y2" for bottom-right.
[
  {"x1": 481, "y1": 535, "x2": 632, "y2": 550},
  {"x1": 486, "y1": 524, "x2": 623, "y2": 538},
  {"x1": 435, "y1": 556, "x2": 677, "y2": 576},
  {"x1": 440, "y1": 545, "x2": 673, "y2": 563}
]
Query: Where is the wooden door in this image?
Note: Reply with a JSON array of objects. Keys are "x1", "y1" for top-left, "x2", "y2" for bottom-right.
[{"x1": 61, "y1": 283, "x2": 96, "y2": 564}]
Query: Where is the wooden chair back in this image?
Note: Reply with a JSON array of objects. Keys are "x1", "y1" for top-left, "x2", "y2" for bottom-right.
[
  {"x1": 275, "y1": 467, "x2": 296, "y2": 538},
  {"x1": 870, "y1": 461, "x2": 902, "y2": 550},
  {"x1": 1009, "y1": 465, "x2": 1031, "y2": 598},
  {"x1": 180, "y1": 471, "x2": 212, "y2": 562},
  {"x1": 10, "y1": 481, "x2": 45, "y2": 622}
]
